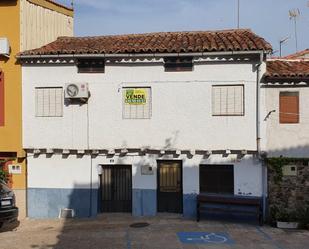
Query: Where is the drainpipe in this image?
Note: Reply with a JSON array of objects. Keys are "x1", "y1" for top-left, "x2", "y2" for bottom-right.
[
  {"x1": 256, "y1": 51, "x2": 267, "y2": 221},
  {"x1": 87, "y1": 101, "x2": 93, "y2": 217},
  {"x1": 256, "y1": 52, "x2": 263, "y2": 155}
]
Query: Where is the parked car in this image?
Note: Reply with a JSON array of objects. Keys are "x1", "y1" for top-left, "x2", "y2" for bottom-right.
[{"x1": 0, "y1": 180, "x2": 18, "y2": 229}]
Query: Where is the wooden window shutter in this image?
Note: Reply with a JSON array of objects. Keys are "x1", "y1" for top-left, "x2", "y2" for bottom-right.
[
  {"x1": 0, "y1": 71, "x2": 4, "y2": 126},
  {"x1": 279, "y1": 92, "x2": 299, "y2": 123}
]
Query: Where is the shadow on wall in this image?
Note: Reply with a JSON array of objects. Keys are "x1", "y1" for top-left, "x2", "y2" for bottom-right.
[
  {"x1": 267, "y1": 144, "x2": 309, "y2": 158},
  {"x1": 27, "y1": 143, "x2": 309, "y2": 248}
]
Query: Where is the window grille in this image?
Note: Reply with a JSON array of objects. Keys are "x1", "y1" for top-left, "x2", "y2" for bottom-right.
[
  {"x1": 164, "y1": 57, "x2": 193, "y2": 72},
  {"x1": 199, "y1": 165, "x2": 234, "y2": 194},
  {"x1": 77, "y1": 59, "x2": 105, "y2": 73},
  {"x1": 212, "y1": 85, "x2": 244, "y2": 116},
  {"x1": 122, "y1": 87, "x2": 151, "y2": 119},
  {"x1": 35, "y1": 87, "x2": 63, "y2": 117}
]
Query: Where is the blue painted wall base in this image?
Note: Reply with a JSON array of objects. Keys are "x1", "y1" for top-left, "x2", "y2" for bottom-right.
[
  {"x1": 183, "y1": 193, "x2": 197, "y2": 219},
  {"x1": 28, "y1": 188, "x2": 98, "y2": 218},
  {"x1": 132, "y1": 189, "x2": 156, "y2": 216}
]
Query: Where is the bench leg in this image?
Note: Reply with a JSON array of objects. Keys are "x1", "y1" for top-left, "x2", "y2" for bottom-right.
[{"x1": 196, "y1": 203, "x2": 200, "y2": 222}]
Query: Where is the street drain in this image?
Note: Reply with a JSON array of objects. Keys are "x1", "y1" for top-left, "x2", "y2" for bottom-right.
[{"x1": 129, "y1": 222, "x2": 150, "y2": 228}]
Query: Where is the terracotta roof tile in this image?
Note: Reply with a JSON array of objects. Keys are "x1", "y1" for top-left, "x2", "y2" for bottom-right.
[
  {"x1": 265, "y1": 60, "x2": 309, "y2": 81},
  {"x1": 19, "y1": 29, "x2": 272, "y2": 56},
  {"x1": 283, "y1": 49, "x2": 309, "y2": 60}
]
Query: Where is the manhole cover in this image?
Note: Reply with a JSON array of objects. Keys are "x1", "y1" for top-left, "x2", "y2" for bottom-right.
[{"x1": 129, "y1": 222, "x2": 150, "y2": 228}]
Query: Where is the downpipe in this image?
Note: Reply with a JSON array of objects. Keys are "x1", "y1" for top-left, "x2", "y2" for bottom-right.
[{"x1": 256, "y1": 52, "x2": 267, "y2": 221}]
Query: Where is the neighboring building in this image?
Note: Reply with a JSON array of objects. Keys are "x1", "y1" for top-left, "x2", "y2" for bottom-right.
[
  {"x1": 262, "y1": 59, "x2": 309, "y2": 222},
  {"x1": 0, "y1": 0, "x2": 73, "y2": 218},
  {"x1": 19, "y1": 29, "x2": 272, "y2": 218},
  {"x1": 262, "y1": 60, "x2": 309, "y2": 157},
  {"x1": 283, "y1": 49, "x2": 309, "y2": 60}
]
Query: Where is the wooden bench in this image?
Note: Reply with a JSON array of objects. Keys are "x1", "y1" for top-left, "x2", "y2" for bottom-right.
[{"x1": 196, "y1": 193, "x2": 263, "y2": 225}]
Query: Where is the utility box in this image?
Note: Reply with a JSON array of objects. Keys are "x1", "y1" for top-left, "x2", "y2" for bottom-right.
[
  {"x1": 283, "y1": 165, "x2": 297, "y2": 176},
  {"x1": 0, "y1": 38, "x2": 10, "y2": 56},
  {"x1": 141, "y1": 165, "x2": 154, "y2": 175},
  {"x1": 8, "y1": 164, "x2": 22, "y2": 174}
]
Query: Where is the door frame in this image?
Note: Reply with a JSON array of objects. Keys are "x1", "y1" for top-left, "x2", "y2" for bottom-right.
[
  {"x1": 156, "y1": 160, "x2": 183, "y2": 213},
  {"x1": 99, "y1": 164, "x2": 133, "y2": 213}
]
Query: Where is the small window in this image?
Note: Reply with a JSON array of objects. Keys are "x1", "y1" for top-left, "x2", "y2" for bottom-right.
[
  {"x1": 122, "y1": 87, "x2": 151, "y2": 119},
  {"x1": 279, "y1": 92, "x2": 299, "y2": 124},
  {"x1": 212, "y1": 85, "x2": 244, "y2": 116},
  {"x1": 77, "y1": 59, "x2": 105, "y2": 73},
  {"x1": 200, "y1": 165, "x2": 234, "y2": 194},
  {"x1": 164, "y1": 57, "x2": 193, "y2": 72},
  {"x1": 35, "y1": 87, "x2": 63, "y2": 117},
  {"x1": 0, "y1": 71, "x2": 4, "y2": 126}
]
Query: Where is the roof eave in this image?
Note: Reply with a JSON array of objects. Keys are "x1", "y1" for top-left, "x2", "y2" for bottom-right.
[{"x1": 17, "y1": 50, "x2": 270, "y2": 60}]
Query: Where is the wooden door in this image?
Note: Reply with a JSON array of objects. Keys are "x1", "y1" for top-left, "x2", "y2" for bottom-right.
[{"x1": 157, "y1": 161, "x2": 183, "y2": 213}]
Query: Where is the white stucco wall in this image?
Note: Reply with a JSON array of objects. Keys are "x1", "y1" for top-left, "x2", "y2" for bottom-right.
[
  {"x1": 261, "y1": 86, "x2": 309, "y2": 157},
  {"x1": 28, "y1": 153, "x2": 263, "y2": 196},
  {"x1": 22, "y1": 59, "x2": 263, "y2": 151}
]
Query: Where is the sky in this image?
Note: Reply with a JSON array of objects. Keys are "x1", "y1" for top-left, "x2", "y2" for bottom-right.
[{"x1": 57, "y1": 0, "x2": 309, "y2": 56}]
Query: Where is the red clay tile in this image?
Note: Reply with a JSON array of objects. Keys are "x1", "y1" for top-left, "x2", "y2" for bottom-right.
[
  {"x1": 265, "y1": 60, "x2": 309, "y2": 81},
  {"x1": 19, "y1": 29, "x2": 272, "y2": 56}
]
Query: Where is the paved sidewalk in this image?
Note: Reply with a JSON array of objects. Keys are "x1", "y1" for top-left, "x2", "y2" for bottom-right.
[{"x1": 0, "y1": 214, "x2": 308, "y2": 249}]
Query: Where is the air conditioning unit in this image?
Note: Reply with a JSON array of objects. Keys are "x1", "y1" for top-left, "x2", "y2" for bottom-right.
[
  {"x1": 0, "y1": 38, "x2": 10, "y2": 56},
  {"x1": 65, "y1": 83, "x2": 89, "y2": 99}
]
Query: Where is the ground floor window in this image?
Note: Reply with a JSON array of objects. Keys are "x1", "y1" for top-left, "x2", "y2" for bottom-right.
[{"x1": 199, "y1": 164, "x2": 234, "y2": 194}]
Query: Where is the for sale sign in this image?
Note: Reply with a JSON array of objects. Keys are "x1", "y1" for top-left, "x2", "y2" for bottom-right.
[{"x1": 125, "y1": 89, "x2": 147, "y2": 105}]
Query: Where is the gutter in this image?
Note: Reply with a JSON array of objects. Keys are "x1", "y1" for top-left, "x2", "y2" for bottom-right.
[{"x1": 16, "y1": 50, "x2": 268, "y2": 60}]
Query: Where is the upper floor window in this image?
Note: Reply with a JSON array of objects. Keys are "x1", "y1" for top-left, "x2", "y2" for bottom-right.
[
  {"x1": 200, "y1": 164, "x2": 234, "y2": 194},
  {"x1": 0, "y1": 71, "x2": 4, "y2": 126},
  {"x1": 279, "y1": 92, "x2": 299, "y2": 124},
  {"x1": 35, "y1": 87, "x2": 63, "y2": 117},
  {"x1": 122, "y1": 87, "x2": 152, "y2": 119},
  {"x1": 212, "y1": 85, "x2": 244, "y2": 116},
  {"x1": 77, "y1": 59, "x2": 105, "y2": 73},
  {"x1": 164, "y1": 57, "x2": 193, "y2": 72}
]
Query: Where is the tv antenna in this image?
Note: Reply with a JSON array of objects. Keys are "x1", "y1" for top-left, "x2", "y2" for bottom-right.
[
  {"x1": 237, "y1": 0, "x2": 240, "y2": 28},
  {"x1": 289, "y1": 8, "x2": 300, "y2": 52},
  {"x1": 279, "y1": 36, "x2": 290, "y2": 57}
]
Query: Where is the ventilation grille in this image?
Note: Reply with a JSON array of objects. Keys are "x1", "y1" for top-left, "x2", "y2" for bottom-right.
[{"x1": 59, "y1": 208, "x2": 75, "y2": 218}]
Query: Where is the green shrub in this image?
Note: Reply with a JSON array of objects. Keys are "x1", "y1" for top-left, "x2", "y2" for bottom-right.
[{"x1": 0, "y1": 168, "x2": 8, "y2": 183}]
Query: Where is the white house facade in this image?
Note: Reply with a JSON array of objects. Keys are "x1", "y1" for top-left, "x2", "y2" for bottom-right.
[
  {"x1": 261, "y1": 59, "x2": 309, "y2": 158},
  {"x1": 19, "y1": 29, "x2": 272, "y2": 218}
]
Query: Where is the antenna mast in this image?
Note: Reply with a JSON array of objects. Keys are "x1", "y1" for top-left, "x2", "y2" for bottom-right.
[
  {"x1": 279, "y1": 36, "x2": 290, "y2": 57},
  {"x1": 237, "y1": 0, "x2": 240, "y2": 28},
  {"x1": 289, "y1": 9, "x2": 300, "y2": 52}
]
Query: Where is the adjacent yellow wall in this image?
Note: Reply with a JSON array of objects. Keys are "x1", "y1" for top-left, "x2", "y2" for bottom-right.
[
  {"x1": 0, "y1": 0, "x2": 22, "y2": 155},
  {"x1": 0, "y1": 0, "x2": 26, "y2": 218},
  {"x1": 0, "y1": 0, "x2": 73, "y2": 218}
]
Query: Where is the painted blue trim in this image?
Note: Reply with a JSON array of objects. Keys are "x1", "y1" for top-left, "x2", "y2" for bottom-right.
[
  {"x1": 132, "y1": 189, "x2": 156, "y2": 216},
  {"x1": 183, "y1": 193, "x2": 197, "y2": 219},
  {"x1": 28, "y1": 188, "x2": 98, "y2": 218}
]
